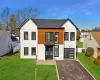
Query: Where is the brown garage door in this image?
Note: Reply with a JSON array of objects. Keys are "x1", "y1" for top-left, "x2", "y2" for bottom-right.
[{"x1": 64, "y1": 48, "x2": 74, "y2": 59}]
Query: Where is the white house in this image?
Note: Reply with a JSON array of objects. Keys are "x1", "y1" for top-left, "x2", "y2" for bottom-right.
[{"x1": 20, "y1": 19, "x2": 78, "y2": 60}]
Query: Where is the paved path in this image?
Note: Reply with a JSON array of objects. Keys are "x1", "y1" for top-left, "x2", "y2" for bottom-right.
[{"x1": 56, "y1": 60, "x2": 94, "y2": 80}]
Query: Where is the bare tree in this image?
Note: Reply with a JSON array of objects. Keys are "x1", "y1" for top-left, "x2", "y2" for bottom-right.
[
  {"x1": 9, "y1": 14, "x2": 17, "y2": 34},
  {"x1": 0, "y1": 7, "x2": 10, "y2": 30},
  {"x1": 92, "y1": 27, "x2": 100, "y2": 31},
  {"x1": 15, "y1": 7, "x2": 39, "y2": 28}
]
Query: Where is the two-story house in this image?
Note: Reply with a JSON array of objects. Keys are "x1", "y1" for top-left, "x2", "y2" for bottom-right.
[{"x1": 20, "y1": 19, "x2": 78, "y2": 60}]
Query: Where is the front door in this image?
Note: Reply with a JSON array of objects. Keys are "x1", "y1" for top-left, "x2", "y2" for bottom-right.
[{"x1": 45, "y1": 46, "x2": 53, "y2": 60}]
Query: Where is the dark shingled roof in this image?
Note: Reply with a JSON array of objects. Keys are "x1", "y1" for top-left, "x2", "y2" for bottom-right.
[
  {"x1": 32, "y1": 19, "x2": 66, "y2": 29},
  {"x1": 19, "y1": 18, "x2": 79, "y2": 30}
]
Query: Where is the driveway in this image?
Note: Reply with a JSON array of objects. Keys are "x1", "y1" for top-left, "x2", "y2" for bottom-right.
[{"x1": 56, "y1": 60, "x2": 94, "y2": 80}]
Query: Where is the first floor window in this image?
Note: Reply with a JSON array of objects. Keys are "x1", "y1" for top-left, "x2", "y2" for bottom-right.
[
  {"x1": 31, "y1": 47, "x2": 36, "y2": 55},
  {"x1": 54, "y1": 45, "x2": 59, "y2": 57},
  {"x1": 24, "y1": 47, "x2": 28, "y2": 55}
]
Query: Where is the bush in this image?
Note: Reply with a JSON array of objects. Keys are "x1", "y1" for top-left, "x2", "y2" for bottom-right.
[
  {"x1": 85, "y1": 47, "x2": 94, "y2": 57},
  {"x1": 97, "y1": 55, "x2": 100, "y2": 59},
  {"x1": 82, "y1": 49, "x2": 85, "y2": 53},
  {"x1": 94, "y1": 58, "x2": 100, "y2": 66}
]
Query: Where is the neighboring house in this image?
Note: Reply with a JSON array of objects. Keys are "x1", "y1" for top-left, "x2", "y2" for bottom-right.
[
  {"x1": 80, "y1": 31, "x2": 90, "y2": 42},
  {"x1": 0, "y1": 30, "x2": 12, "y2": 56},
  {"x1": 20, "y1": 18, "x2": 78, "y2": 60},
  {"x1": 83, "y1": 32, "x2": 100, "y2": 58}
]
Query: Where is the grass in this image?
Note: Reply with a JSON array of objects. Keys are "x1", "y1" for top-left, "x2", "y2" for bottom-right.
[
  {"x1": 37, "y1": 65, "x2": 57, "y2": 80},
  {"x1": 76, "y1": 40, "x2": 83, "y2": 48},
  {"x1": 77, "y1": 53, "x2": 100, "y2": 80},
  {"x1": 0, "y1": 53, "x2": 36, "y2": 80},
  {"x1": 0, "y1": 53, "x2": 57, "y2": 80}
]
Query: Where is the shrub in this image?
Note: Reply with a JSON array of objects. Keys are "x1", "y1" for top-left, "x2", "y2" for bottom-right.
[
  {"x1": 82, "y1": 49, "x2": 85, "y2": 53},
  {"x1": 94, "y1": 58, "x2": 100, "y2": 66},
  {"x1": 85, "y1": 47, "x2": 94, "y2": 57},
  {"x1": 97, "y1": 55, "x2": 100, "y2": 59}
]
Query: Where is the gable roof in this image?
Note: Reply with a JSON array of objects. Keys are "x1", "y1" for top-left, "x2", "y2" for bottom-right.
[
  {"x1": 91, "y1": 32, "x2": 100, "y2": 46},
  {"x1": 19, "y1": 18, "x2": 78, "y2": 30}
]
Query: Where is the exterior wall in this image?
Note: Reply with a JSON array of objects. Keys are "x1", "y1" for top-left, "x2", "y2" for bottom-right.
[
  {"x1": 0, "y1": 31, "x2": 12, "y2": 56},
  {"x1": 20, "y1": 20, "x2": 38, "y2": 58},
  {"x1": 37, "y1": 44, "x2": 45, "y2": 60},
  {"x1": 54, "y1": 44, "x2": 64, "y2": 60},
  {"x1": 62, "y1": 20, "x2": 76, "y2": 59},
  {"x1": 38, "y1": 29, "x2": 64, "y2": 44},
  {"x1": 83, "y1": 34, "x2": 99, "y2": 58}
]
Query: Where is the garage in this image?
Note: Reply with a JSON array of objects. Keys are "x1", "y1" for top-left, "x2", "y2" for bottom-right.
[{"x1": 64, "y1": 48, "x2": 74, "y2": 59}]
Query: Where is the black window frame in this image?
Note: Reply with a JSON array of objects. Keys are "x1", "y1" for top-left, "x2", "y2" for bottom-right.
[
  {"x1": 70, "y1": 32, "x2": 75, "y2": 41},
  {"x1": 45, "y1": 32, "x2": 54, "y2": 42},
  {"x1": 31, "y1": 32, "x2": 36, "y2": 40},
  {"x1": 54, "y1": 32, "x2": 59, "y2": 44},
  {"x1": 31, "y1": 47, "x2": 36, "y2": 55},
  {"x1": 24, "y1": 47, "x2": 28, "y2": 55},
  {"x1": 24, "y1": 32, "x2": 28, "y2": 40},
  {"x1": 54, "y1": 45, "x2": 59, "y2": 57},
  {"x1": 64, "y1": 32, "x2": 69, "y2": 41}
]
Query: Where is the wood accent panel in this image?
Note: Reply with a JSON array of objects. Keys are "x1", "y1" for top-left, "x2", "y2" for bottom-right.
[{"x1": 38, "y1": 29, "x2": 64, "y2": 44}]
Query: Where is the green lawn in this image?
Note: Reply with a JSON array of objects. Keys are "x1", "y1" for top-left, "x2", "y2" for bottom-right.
[
  {"x1": 37, "y1": 65, "x2": 57, "y2": 80},
  {"x1": 0, "y1": 53, "x2": 36, "y2": 80},
  {"x1": 76, "y1": 40, "x2": 83, "y2": 48},
  {"x1": 0, "y1": 53, "x2": 57, "y2": 80},
  {"x1": 77, "y1": 53, "x2": 100, "y2": 80}
]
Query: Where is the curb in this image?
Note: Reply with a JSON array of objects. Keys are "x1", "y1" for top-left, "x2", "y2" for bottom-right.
[
  {"x1": 76, "y1": 59, "x2": 96, "y2": 80},
  {"x1": 55, "y1": 61, "x2": 60, "y2": 80}
]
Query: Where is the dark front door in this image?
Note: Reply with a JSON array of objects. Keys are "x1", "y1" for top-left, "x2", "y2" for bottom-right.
[
  {"x1": 64, "y1": 48, "x2": 74, "y2": 59},
  {"x1": 45, "y1": 46, "x2": 53, "y2": 60}
]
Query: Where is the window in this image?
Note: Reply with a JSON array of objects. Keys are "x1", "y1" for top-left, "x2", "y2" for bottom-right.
[
  {"x1": 31, "y1": 47, "x2": 36, "y2": 55},
  {"x1": 24, "y1": 47, "x2": 28, "y2": 55},
  {"x1": 70, "y1": 32, "x2": 75, "y2": 41},
  {"x1": 24, "y1": 32, "x2": 28, "y2": 40},
  {"x1": 54, "y1": 45, "x2": 59, "y2": 57},
  {"x1": 64, "y1": 32, "x2": 69, "y2": 41},
  {"x1": 46, "y1": 32, "x2": 54, "y2": 42},
  {"x1": 31, "y1": 32, "x2": 36, "y2": 40},
  {"x1": 55, "y1": 32, "x2": 59, "y2": 43}
]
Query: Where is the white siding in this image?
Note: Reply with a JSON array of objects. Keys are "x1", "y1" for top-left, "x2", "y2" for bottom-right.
[
  {"x1": 37, "y1": 44, "x2": 45, "y2": 60},
  {"x1": 20, "y1": 20, "x2": 38, "y2": 59},
  {"x1": 61, "y1": 20, "x2": 76, "y2": 59},
  {"x1": 54, "y1": 44, "x2": 64, "y2": 60}
]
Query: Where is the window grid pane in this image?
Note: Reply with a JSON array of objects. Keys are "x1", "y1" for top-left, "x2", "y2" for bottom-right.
[
  {"x1": 24, "y1": 47, "x2": 28, "y2": 55},
  {"x1": 54, "y1": 45, "x2": 59, "y2": 57},
  {"x1": 70, "y1": 32, "x2": 75, "y2": 41},
  {"x1": 24, "y1": 32, "x2": 28, "y2": 40},
  {"x1": 32, "y1": 32, "x2": 36, "y2": 40},
  {"x1": 64, "y1": 32, "x2": 69, "y2": 41},
  {"x1": 31, "y1": 47, "x2": 36, "y2": 55}
]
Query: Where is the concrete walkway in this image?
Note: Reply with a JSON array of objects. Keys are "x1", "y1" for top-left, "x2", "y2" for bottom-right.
[{"x1": 36, "y1": 60, "x2": 56, "y2": 65}]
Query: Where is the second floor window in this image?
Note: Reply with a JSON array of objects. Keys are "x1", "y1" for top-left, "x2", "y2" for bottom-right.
[
  {"x1": 31, "y1": 32, "x2": 36, "y2": 40},
  {"x1": 55, "y1": 32, "x2": 59, "y2": 43},
  {"x1": 64, "y1": 32, "x2": 69, "y2": 41},
  {"x1": 46, "y1": 32, "x2": 54, "y2": 42},
  {"x1": 24, "y1": 32, "x2": 28, "y2": 40},
  {"x1": 70, "y1": 32, "x2": 75, "y2": 41}
]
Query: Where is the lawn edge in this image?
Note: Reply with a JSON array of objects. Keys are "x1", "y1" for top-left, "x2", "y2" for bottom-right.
[
  {"x1": 76, "y1": 59, "x2": 96, "y2": 80},
  {"x1": 55, "y1": 61, "x2": 60, "y2": 80}
]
